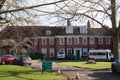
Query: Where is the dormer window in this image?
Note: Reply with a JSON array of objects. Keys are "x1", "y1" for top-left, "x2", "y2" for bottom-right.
[
  {"x1": 46, "y1": 30, "x2": 51, "y2": 35},
  {"x1": 80, "y1": 26, "x2": 87, "y2": 33},
  {"x1": 66, "y1": 26, "x2": 73, "y2": 34}
]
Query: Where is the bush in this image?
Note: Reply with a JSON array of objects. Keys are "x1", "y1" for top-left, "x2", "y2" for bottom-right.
[
  {"x1": 86, "y1": 60, "x2": 96, "y2": 64},
  {"x1": 28, "y1": 52, "x2": 42, "y2": 59}
]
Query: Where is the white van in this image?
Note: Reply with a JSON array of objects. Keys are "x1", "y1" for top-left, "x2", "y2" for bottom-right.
[
  {"x1": 57, "y1": 51, "x2": 65, "y2": 59},
  {"x1": 88, "y1": 49, "x2": 114, "y2": 61}
]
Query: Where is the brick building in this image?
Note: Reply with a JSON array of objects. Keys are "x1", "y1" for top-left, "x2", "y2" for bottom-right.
[
  {"x1": 0, "y1": 21, "x2": 113, "y2": 59},
  {"x1": 31, "y1": 21, "x2": 113, "y2": 59}
]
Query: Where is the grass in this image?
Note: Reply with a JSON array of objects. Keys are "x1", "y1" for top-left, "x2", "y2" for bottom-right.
[
  {"x1": 32, "y1": 59, "x2": 40, "y2": 62},
  {"x1": 59, "y1": 61, "x2": 112, "y2": 70},
  {"x1": 0, "y1": 65, "x2": 65, "y2": 80},
  {"x1": 32, "y1": 58, "x2": 43, "y2": 62}
]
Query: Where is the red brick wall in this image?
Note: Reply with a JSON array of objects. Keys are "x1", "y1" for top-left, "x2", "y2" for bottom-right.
[{"x1": 32, "y1": 36, "x2": 113, "y2": 58}]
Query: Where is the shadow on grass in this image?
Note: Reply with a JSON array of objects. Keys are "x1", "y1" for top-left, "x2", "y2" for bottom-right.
[{"x1": 0, "y1": 69, "x2": 40, "y2": 80}]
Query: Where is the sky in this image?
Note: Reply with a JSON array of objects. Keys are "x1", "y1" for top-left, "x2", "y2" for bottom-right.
[
  {"x1": 1, "y1": 0, "x2": 120, "y2": 28},
  {"x1": 24, "y1": 0, "x2": 113, "y2": 28}
]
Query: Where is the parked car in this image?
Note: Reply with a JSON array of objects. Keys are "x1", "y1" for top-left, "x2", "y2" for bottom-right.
[
  {"x1": 1, "y1": 54, "x2": 14, "y2": 64},
  {"x1": 111, "y1": 58, "x2": 120, "y2": 73},
  {"x1": 67, "y1": 54, "x2": 75, "y2": 60},
  {"x1": 12, "y1": 55, "x2": 32, "y2": 66}
]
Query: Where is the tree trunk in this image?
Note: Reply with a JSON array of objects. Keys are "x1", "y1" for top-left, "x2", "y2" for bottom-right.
[
  {"x1": 113, "y1": 31, "x2": 119, "y2": 59},
  {"x1": 111, "y1": 0, "x2": 120, "y2": 59}
]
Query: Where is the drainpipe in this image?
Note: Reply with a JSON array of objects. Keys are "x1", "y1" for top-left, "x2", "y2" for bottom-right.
[{"x1": 87, "y1": 37, "x2": 90, "y2": 52}]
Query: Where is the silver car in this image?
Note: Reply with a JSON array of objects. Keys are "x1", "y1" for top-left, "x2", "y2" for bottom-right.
[{"x1": 111, "y1": 58, "x2": 120, "y2": 73}]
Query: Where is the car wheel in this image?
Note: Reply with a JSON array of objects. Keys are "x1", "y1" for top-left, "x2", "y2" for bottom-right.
[{"x1": 112, "y1": 66, "x2": 117, "y2": 73}]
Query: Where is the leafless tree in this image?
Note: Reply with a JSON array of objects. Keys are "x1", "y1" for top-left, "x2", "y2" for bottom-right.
[
  {"x1": 0, "y1": 0, "x2": 120, "y2": 58},
  {"x1": 0, "y1": 0, "x2": 68, "y2": 26},
  {"x1": 51, "y1": 0, "x2": 120, "y2": 58}
]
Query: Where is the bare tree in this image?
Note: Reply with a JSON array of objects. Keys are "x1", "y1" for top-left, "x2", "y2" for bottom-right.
[
  {"x1": 0, "y1": 0, "x2": 68, "y2": 26},
  {"x1": 1, "y1": 0, "x2": 120, "y2": 58},
  {"x1": 51, "y1": 0, "x2": 120, "y2": 58}
]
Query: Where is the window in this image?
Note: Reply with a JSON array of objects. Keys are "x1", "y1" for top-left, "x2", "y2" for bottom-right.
[
  {"x1": 106, "y1": 37, "x2": 110, "y2": 44},
  {"x1": 80, "y1": 26, "x2": 87, "y2": 33},
  {"x1": 67, "y1": 48, "x2": 72, "y2": 55},
  {"x1": 46, "y1": 30, "x2": 51, "y2": 35},
  {"x1": 66, "y1": 26, "x2": 73, "y2": 33},
  {"x1": 67, "y1": 37, "x2": 72, "y2": 44},
  {"x1": 49, "y1": 38, "x2": 54, "y2": 45},
  {"x1": 82, "y1": 48, "x2": 88, "y2": 56},
  {"x1": 59, "y1": 49, "x2": 65, "y2": 53},
  {"x1": 60, "y1": 37, "x2": 65, "y2": 45},
  {"x1": 74, "y1": 37, "x2": 79, "y2": 44},
  {"x1": 89, "y1": 48, "x2": 95, "y2": 50},
  {"x1": 42, "y1": 48, "x2": 47, "y2": 54},
  {"x1": 49, "y1": 48, "x2": 54, "y2": 58},
  {"x1": 98, "y1": 37, "x2": 103, "y2": 45},
  {"x1": 89, "y1": 37, "x2": 94, "y2": 44},
  {"x1": 42, "y1": 38, "x2": 46, "y2": 45},
  {"x1": 82, "y1": 37, "x2": 87, "y2": 44},
  {"x1": 34, "y1": 38, "x2": 38, "y2": 45}
]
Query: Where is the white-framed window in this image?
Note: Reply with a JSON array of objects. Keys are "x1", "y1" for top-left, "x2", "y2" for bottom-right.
[
  {"x1": 74, "y1": 37, "x2": 79, "y2": 44},
  {"x1": 106, "y1": 37, "x2": 111, "y2": 45},
  {"x1": 89, "y1": 37, "x2": 94, "y2": 44},
  {"x1": 46, "y1": 30, "x2": 51, "y2": 35},
  {"x1": 98, "y1": 37, "x2": 103, "y2": 45},
  {"x1": 42, "y1": 38, "x2": 46, "y2": 45},
  {"x1": 49, "y1": 38, "x2": 54, "y2": 45},
  {"x1": 67, "y1": 48, "x2": 73, "y2": 55},
  {"x1": 80, "y1": 26, "x2": 87, "y2": 33},
  {"x1": 82, "y1": 48, "x2": 88, "y2": 56},
  {"x1": 60, "y1": 37, "x2": 65, "y2": 45},
  {"x1": 34, "y1": 38, "x2": 38, "y2": 45},
  {"x1": 42, "y1": 48, "x2": 47, "y2": 54},
  {"x1": 67, "y1": 37, "x2": 72, "y2": 44},
  {"x1": 59, "y1": 48, "x2": 65, "y2": 53},
  {"x1": 82, "y1": 37, "x2": 87, "y2": 44},
  {"x1": 66, "y1": 26, "x2": 73, "y2": 33},
  {"x1": 89, "y1": 48, "x2": 95, "y2": 50},
  {"x1": 49, "y1": 48, "x2": 54, "y2": 58}
]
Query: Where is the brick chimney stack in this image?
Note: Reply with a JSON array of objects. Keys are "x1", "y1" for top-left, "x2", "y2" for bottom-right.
[
  {"x1": 87, "y1": 20, "x2": 90, "y2": 28},
  {"x1": 67, "y1": 19, "x2": 71, "y2": 26}
]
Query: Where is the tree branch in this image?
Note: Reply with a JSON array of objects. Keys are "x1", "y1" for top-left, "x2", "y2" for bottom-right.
[{"x1": 0, "y1": 0, "x2": 68, "y2": 14}]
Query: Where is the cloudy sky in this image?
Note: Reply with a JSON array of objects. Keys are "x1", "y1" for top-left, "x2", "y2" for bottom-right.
[
  {"x1": 24, "y1": 0, "x2": 114, "y2": 27},
  {"x1": 1, "y1": 0, "x2": 120, "y2": 28}
]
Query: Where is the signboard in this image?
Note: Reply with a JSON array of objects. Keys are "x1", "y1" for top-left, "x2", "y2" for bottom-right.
[{"x1": 42, "y1": 61, "x2": 52, "y2": 73}]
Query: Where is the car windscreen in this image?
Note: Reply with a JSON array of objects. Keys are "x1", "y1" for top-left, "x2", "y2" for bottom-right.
[
  {"x1": 16, "y1": 55, "x2": 30, "y2": 60},
  {"x1": 116, "y1": 59, "x2": 120, "y2": 63},
  {"x1": 3, "y1": 56, "x2": 13, "y2": 59}
]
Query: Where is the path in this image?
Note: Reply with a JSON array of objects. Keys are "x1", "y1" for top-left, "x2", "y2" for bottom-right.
[{"x1": 31, "y1": 62, "x2": 119, "y2": 80}]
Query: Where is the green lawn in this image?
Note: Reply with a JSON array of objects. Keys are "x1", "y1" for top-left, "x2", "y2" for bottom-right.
[
  {"x1": 32, "y1": 59, "x2": 40, "y2": 62},
  {"x1": 59, "y1": 61, "x2": 112, "y2": 69},
  {"x1": 0, "y1": 65, "x2": 65, "y2": 80}
]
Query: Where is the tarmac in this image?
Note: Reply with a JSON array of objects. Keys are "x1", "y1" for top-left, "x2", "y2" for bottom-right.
[{"x1": 31, "y1": 61, "x2": 112, "y2": 80}]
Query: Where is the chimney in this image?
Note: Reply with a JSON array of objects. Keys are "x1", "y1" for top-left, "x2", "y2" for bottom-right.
[
  {"x1": 66, "y1": 19, "x2": 73, "y2": 33},
  {"x1": 67, "y1": 19, "x2": 71, "y2": 26},
  {"x1": 87, "y1": 20, "x2": 90, "y2": 28}
]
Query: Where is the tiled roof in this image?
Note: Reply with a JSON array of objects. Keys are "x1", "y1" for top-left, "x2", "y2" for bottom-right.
[
  {"x1": 0, "y1": 26, "x2": 112, "y2": 40},
  {"x1": 88, "y1": 28, "x2": 112, "y2": 36}
]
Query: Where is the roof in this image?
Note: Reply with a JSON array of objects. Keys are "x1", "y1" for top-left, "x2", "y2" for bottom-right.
[{"x1": 0, "y1": 26, "x2": 112, "y2": 40}]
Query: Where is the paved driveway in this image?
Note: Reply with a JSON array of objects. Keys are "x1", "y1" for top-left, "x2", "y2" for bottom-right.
[{"x1": 31, "y1": 62, "x2": 120, "y2": 80}]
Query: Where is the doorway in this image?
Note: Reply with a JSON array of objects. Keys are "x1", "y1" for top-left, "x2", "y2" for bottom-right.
[{"x1": 74, "y1": 48, "x2": 82, "y2": 59}]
